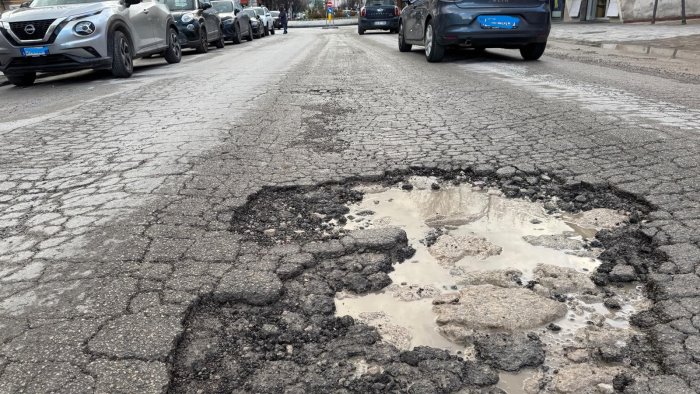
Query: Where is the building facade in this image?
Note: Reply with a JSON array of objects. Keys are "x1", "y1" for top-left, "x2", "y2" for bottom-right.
[{"x1": 563, "y1": 0, "x2": 699, "y2": 23}]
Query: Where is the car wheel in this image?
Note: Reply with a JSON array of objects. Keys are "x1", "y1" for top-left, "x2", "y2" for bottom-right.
[
  {"x1": 398, "y1": 22, "x2": 411, "y2": 52},
  {"x1": 358, "y1": 26, "x2": 365, "y2": 35},
  {"x1": 424, "y1": 19, "x2": 444, "y2": 63},
  {"x1": 263, "y1": 25, "x2": 269, "y2": 36},
  {"x1": 215, "y1": 27, "x2": 225, "y2": 48},
  {"x1": 195, "y1": 27, "x2": 209, "y2": 53},
  {"x1": 520, "y1": 42, "x2": 546, "y2": 61},
  {"x1": 247, "y1": 23, "x2": 254, "y2": 41},
  {"x1": 6, "y1": 72, "x2": 36, "y2": 87},
  {"x1": 163, "y1": 27, "x2": 182, "y2": 64},
  {"x1": 232, "y1": 23, "x2": 242, "y2": 44},
  {"x1": 111, "y1": 30, "x2": 134, "y2": 77},
  {"x1": 270, "y1": 24, "x2": 275, "y2": 35}
]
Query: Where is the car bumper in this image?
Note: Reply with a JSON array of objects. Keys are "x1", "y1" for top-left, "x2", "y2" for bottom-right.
[
  {"x1": 222, "y1": 20, "x2": 236, "y2": 39},
  {"x1": 359, "y1": 17, "x2": 399, "y2": 30},
  {"x1": 175, "y1": 21, "x2": 203, "y2": 47},
  {"x1": 436, "y1": 4, "x2": 550, "y2": 47},
  {"x1": 0, "y1": 24, "x2": 111, "y2": 73}
]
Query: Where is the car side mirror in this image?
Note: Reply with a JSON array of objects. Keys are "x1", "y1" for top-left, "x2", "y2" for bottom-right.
[
  {"x1": 234, "y1": 9, "x2": 240, "y2": 14},
  {"x1": 200, "y1": 2, "x2": 212, "y2": 9}
]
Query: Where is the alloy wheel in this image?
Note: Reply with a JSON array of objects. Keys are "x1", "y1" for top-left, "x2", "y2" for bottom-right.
[
  {"x1": 120, "y1": 37, "x2": 133, "y2": 71},
  {"x1": 171, "y1": 32, "x2": 181, "y2": 59},
  {"x1": 425, "y1": 25, "x2": 433, "y2": 57}
]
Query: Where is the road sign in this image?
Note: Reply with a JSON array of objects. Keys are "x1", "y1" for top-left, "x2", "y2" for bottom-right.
[{"x1": 326, "y1": 1, "x2": 333, "y2": 6}]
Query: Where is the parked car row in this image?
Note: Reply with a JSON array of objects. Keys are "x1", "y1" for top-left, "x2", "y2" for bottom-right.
[
  {"x1": 358, "y1": 0, "x2": 551, "y2": 63},
  {"x1": 0, "y1": 0, "x2": 277, "y2": 86}
]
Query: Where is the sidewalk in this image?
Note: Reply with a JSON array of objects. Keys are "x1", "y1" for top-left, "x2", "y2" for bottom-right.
[{"x1": 549, "y1": 21, "x2": 700, "y2": 61}]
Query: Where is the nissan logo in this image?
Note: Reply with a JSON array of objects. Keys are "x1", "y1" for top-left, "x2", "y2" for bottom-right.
[{"x1": 24, "y1": 24, "x2": 36, "y2": 35}]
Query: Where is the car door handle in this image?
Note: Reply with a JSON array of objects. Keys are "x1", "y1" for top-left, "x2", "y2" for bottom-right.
[{"x1": 143, "y1": 9, "x2": 149, "y2": 14}]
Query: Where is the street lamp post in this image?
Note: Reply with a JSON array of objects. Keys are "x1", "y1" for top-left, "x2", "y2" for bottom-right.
[{"x1": 681, "y1": 0, "x2": 686, "y2": 24}]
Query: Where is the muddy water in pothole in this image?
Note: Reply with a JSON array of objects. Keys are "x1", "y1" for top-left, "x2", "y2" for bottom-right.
[{"x1": 334, "y1": 177, "x2": 649, "y2": 393}]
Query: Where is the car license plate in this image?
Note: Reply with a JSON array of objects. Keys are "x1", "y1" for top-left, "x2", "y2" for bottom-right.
[
  {"x1": 374, "y1": 21, "x2": 387, "y2": 25},
  {"x1": 477, "y1": 15, "x2": 519, "y2": 30},
  {"x1": 21, "y1": 46, "x2": 49, "y2": 57}
]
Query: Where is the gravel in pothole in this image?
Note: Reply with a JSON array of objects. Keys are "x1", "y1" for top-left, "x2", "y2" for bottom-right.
[{"x1": 334, "y1": 176, "x2": 651, "y2": 393}]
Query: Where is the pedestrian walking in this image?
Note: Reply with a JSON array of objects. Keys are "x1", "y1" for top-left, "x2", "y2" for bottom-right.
[{"x1": 280, "y1": 7, "x2": 288, "y2": 34}]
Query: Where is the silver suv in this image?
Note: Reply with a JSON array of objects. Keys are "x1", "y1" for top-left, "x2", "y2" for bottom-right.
[{"x1": 0, "y1": 0, "x2": 182, "y2": 86}]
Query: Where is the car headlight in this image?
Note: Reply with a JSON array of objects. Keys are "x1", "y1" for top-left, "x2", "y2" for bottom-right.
[
  {"x1": 181, "y1": 13, "x2": 194, "y2": 23},
  {"x1": 0, "y1": 21, "x2": 9, "y2": 30},
  {"x1": 73, "y1": 21, "x2": 95, "y2": 36}
]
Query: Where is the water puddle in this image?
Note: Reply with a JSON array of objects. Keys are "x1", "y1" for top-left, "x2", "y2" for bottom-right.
[{"x1": 334, "y1": 176, "x2": 650, "y2": 392}]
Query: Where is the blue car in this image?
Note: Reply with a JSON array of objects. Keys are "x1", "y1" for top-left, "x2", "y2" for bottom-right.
[{"x1": 398, "y1": 0, "x2": 551, "y2": 62}]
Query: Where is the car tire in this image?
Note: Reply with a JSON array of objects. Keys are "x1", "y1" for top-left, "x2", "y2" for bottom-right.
[
  {"x1": 398, "y1": 22, "x2": 411, "y2": 52},
  {"x1": 6, "y1": 72, "x2": 36, "y2": 87},
  {"x1": 195, "y1": 27, "x2": 209, "y2": 53},
  {"x1": 424, "y1": 19, "x2": 444, "y2": 63},
  {"x1": 270, "y1": 24, "x2": 275, "y2": 34},
  {"x1": 520, "y1": 42, "x2": 546, "y2": 61},
  {"x1": 111, "y1": 30, "x2": 134, "y2": 78},
  {"x1": 232, "y1": 23, "x2": 242, "y2": 44},
  {"x1": 247, "y1": 23, "x2": 254, "y2": 41},
  {"x1": 163, "y1": 27, "x2": 182, "y2": 64},
  {"x1": 358, "y1": 26, "x2": 365, "y2": 35},
  {"x1": 215, "y1": 27, "x2": 225, "y2": 48},
  {"x1": 264, "y1": 26, "x2": 269, "y2": 36}
]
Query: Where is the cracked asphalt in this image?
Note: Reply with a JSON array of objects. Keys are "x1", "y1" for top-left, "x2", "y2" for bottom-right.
[{"x1": 0, "y1": 26, "x2": 699, "y2": 393}]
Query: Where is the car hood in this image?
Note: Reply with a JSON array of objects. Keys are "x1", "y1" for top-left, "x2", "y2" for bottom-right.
[{"x1": 0, "y1": 2, "x2": 111, "y2": 22}]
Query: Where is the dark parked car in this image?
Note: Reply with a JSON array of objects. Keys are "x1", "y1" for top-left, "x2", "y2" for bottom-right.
[
  {"x1": 241, "y1": 8, "x2": 263, "y2": 38},
  {"x1": 398, "y1": 0, "x2": 550, "y2": 62},
  {"x1": 212, "y1": 0, "x2": 253, "y2": 43},
  {"x1": 165, "y1": 0, "x2": 224, "y2": 53},
  {"x1": 270, "y1": 10, "x2": 281, "y2": 28},
  {"x1": 358, "y1": 0, "x2": 400, "y2": 35}
]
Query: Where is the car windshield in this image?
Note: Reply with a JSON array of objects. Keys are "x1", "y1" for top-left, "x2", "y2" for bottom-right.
[
  {"x1": 211, "y1": 1, "x2": 233, "y2": 12},
  {"x1": 164, "y1": 0, "x2": 196, "y2": 11},
  {"x1": 253, "y1": 8, "x2": 263, "y2": 15},
  {"x1": 365, "y1": 0, "x2": 394, "y2": 5},
  {"x1": 243, "y1": 9, "x2": 254, "y2": 17},
  {"x1": 30, "y1": 0, "x2": 102, "y2": 6}
]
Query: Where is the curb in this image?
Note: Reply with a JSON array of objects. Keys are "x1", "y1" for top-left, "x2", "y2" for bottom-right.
[{"x1": 551, "y1": 39, "x2": 700, "y2": 61}]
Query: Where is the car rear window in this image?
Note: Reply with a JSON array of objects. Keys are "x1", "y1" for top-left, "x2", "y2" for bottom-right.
[
  {"x1": 165, "y1": 0, "x2": 196, "y2": 10},
  {"x1": 365, "y1": 0, "x2": 395, "y2": 5},
  {"x1": 211, "y1": 1, "x2": 233, "y2": 12}
]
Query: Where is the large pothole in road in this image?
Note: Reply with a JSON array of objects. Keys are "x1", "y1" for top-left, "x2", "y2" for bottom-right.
[{"x1": 170, "y1": 170, "x2": 661, "y2": 394}]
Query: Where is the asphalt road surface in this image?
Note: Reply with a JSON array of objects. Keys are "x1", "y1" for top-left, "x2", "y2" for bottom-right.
[{"x1": 0, "y1": 27, "x2": 699, "y2": 393}]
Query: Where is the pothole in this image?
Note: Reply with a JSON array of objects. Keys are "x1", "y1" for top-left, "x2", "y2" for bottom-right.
[
  {"x1": 171, "y1": 170, "x2": 661, "y2": 394},
  {"x1": 335, "y1": 176, "x2": 651, "y2": 393}
]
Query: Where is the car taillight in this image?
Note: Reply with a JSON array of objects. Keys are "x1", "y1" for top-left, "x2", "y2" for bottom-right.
[
  {"x1": 394, "y1": 6, "x2": 400, "y2": 16},
  {"x1": 360, "y1": 7, "x2": 366, "y2": 16}
]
